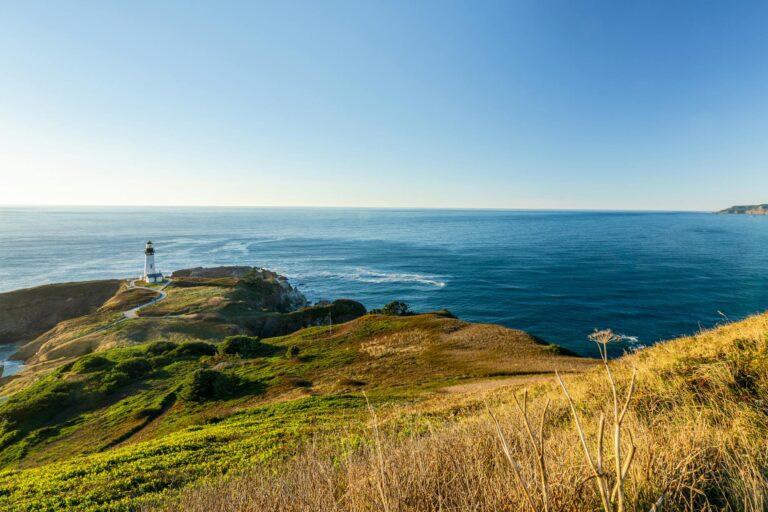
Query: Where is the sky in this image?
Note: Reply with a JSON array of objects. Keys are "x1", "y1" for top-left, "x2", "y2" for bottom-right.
[{"x1": 1, "y1": 1, "x2": 767, "y2": 210}]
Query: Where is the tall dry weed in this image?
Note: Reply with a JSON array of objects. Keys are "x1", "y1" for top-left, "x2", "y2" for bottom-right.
[{"x1": 158, "y1": 314, "x2": 768, "y2": 512}]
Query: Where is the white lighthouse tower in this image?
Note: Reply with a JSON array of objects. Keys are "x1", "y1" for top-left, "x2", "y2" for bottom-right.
[{"x1": 142, "y1": 241, "x2": 164, "y2": 283}]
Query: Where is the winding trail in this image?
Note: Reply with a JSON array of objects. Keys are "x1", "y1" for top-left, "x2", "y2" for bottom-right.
[
  {"x1": 1, "y1": 279, "x2": 174, "y2": 380},
  {"x1": 123, "y1": 279, "x2": 172, "y2": 319},
  {"x1": 63, "y1": 279, "x2": 174, "y2": 341}
]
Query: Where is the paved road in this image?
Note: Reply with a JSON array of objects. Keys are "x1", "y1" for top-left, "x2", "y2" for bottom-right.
[
  {"x1": 0, "y1": 279, "x2": 174, "y2": 380},
  {"x1": 59, "y1": 279, "x2": 174, "y2": 341},
  {"x1": 124, "y1": 279, "x2": 172, "y2": 319}
]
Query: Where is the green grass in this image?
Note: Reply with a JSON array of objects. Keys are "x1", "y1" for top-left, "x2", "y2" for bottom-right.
[
  {"x1": 6, "y1": 273, "x2": 767, "y2": 511},
  {"x1": 157, "y1": 312, "x2": 768, "y2": 512},
  {"x1": 0, "y1": 268, "x2": 592, "y2": 512},
  {"x1": 3, "y1": 275, "x2": 366, "y2": 404},
  {"x1": 134, "y1": 280, "x2": 166, "y2": 289},
  {"x1": 0, "y1": 311, "x2": 591, "y2": 511},
  {"x1": 139, "y1": 284, "x2": 224, "y2": 317},
  {"x1": 0, "y1": 395, "x2": 367, "y2": 511}
]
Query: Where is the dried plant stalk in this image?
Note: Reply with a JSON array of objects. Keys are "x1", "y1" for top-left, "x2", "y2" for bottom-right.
[
  {"x1": 486, "y1": 402, "x2": 538, "y2": 512},
  {"x1": 557, "y1": 371, "x2": 613, "y2": 511},
  {"x1": 512, "y1": 390, "x2": 551, "y2": 512}
]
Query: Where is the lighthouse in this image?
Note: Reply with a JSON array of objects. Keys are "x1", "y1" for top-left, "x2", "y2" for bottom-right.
[{"x1": 142, "y1": 241, "x2": 164, "y2": 283}]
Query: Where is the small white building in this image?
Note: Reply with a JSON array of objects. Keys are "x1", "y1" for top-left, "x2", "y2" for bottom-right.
[{"x1": 143, "y1": 241, "x2": 164, "y2": 283}]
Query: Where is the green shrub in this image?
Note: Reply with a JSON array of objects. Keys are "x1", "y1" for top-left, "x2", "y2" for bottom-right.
[
  {"x1": 180, "y1": 369, "x2": 234, "y2": 402},
  {"x1": 331, "y1": 299, "x2": 368, "y2": 318},
  {"x1": 113, "y1": 358, "x2": 152, "y2": 379},
  {"x1": 173, "y1": 342, "x2": 217, "y2": 358},
  {"x1": 218, "y1": 335, "x2": 266, "y2": 358},
  {"x1": 98, "y1": 371, "x2": 132, "y2": 394},
  {"x1": 0, "y1": 380, "x2": 76, "y2": 431},
  {"x1": 241, "y1": 269, "x2": 279, "y2": 293},
  {"x1": 285, "y1": 345, "x2": 300, "y2": 359},
  {"x1": 71, "y1": 355, "x2": 113, "y2": 374},
  {"x1": 145, "y1": 341, "x2": 177, "y2": 356},
  {"x1": 381, "y1": 301, "x2": 412, "y2": 316}
]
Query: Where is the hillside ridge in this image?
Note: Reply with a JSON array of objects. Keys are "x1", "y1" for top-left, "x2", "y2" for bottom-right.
[
  {"x1": 1, "y1": 267, "x2": 364, "y2": 395},
  {"x1": 0, "y1": 307, "x2": 590, "y2": 510},
  {"x1": 0, "y1": 280, "x2": 122, "y2": 345},
  {"x1": 1, "y1": 269, "x2": 765, "y2": 511},
  {"x1": 717, "y1": 203, "x2": 768, "y2": 215}
]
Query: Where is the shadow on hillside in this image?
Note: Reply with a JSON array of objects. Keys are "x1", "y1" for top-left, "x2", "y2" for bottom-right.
[{"x1": 232, "y1": 378, "x2": 268, "y2": 399}]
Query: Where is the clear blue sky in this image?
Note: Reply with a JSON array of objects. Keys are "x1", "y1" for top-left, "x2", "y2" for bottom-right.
[{"x1": 2, "y1": 1, "x2": 767, "y2": 209}]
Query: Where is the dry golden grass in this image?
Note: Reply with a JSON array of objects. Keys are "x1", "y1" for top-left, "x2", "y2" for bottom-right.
[
  {"x1": 138, "y1": 283, "x2": 228, "y2": 317},
  {"x1": 98, "y1": 283, "x2": 160, "y2": 313},
  {"x1": 265, "y1": 314, "x2": 595, "y2": 395},
  {"x1": 0, "y1": 279, "x2": 121, "y2": 345},
  {"x1": 162, "y1": 313, "x2": 768, "y2": 512},
  {"x1": 360, "y1": 330, "x2": 428, "y2": 358}
]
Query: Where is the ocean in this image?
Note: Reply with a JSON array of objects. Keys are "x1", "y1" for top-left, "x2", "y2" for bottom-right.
[{"x1": 1, "y1": 207, "x2": 766, "y2": 357}]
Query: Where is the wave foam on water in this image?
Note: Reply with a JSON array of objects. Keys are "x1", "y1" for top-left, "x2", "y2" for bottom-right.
[
  {"x1": 312, "y1": 268, "x2": 447, "y2": 288},
  {"x1": 355, "y1": 270, "x2": 447, "y2": 288},
  {"x1": 618, "y1": 334, "x2": 647, "y2": 351},
  {"x1": 347, "y1": 269, "x2": 446, "y2": 288}
]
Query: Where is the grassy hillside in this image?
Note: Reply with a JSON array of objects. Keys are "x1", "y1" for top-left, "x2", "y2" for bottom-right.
[
  {"x1": 167, "y1": 312, "x2": 768, "y2": 512},
  {"x1": 0, "y1": 313, "x2": 587, "y2": 511},
  {"x1": 3, "y1": 269, "x2": 365, "y2": 396},
  {"x1": 0, "y1": 280, "x2": 121, "y2": 344},
  {"x1": 3, "y1": 270, "x2": 764, "y2": 511}
]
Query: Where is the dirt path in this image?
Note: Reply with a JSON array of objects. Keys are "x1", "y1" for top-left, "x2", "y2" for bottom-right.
[{"x1": 440, "y1": 374, "x2": 555, "y2": 394}]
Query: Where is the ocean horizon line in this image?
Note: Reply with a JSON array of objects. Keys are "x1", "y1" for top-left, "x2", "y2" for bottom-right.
[{"x1": 0, "y1": 204, "x2": 715, "y2": 214}]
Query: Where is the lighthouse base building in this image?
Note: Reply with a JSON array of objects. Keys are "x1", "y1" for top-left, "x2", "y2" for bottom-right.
[{"x1": 143, "y1": 241, "x2": 164, "y2": 283}]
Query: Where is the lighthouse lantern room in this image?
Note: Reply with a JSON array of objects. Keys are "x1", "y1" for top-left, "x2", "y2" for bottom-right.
[{"x1": 143, "y1": 241, "x2": 164, "y2": 283}]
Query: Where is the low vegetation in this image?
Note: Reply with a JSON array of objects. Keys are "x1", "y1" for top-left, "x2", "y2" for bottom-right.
[
  {"x1": 217, "y1": 335, "x2": 272, "y2": 358},
  {"x1": 1, "y1": 271, "x2": 766, "y2": 511},
  {"x1": 0, "y1": 308, "x2": 588, "y2": 510},
  {"x1": 2, "y1": 269, "x2": 367, "y2": 396},
  {"x1": 166, "y1": 313, "x2": 768, "y2": 512},
  {"x1": 370, "y1": 300, "x2": 413, "y2": 316},
  {"x1": 181, "y1": 368, "x2": 236, "y2": 402}
]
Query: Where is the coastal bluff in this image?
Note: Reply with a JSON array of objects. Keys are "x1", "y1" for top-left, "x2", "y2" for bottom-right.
[
  {"x1": 0, "y1": 280, "x2": 121, "y2": 344},
  {"x1": 4, "y1": 266, "x2": 367, "y2": 376},
  {"x1": 717, "y1": 204, "x2": 768, "y2": 215},
  {"x1": 1, "y1": 266, "x2": 766, "y2": 510}
]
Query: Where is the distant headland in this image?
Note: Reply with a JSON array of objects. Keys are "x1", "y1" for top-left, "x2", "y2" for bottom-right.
[{"x1": 717, "y1": 204, "x2": 768, "y2": 215}]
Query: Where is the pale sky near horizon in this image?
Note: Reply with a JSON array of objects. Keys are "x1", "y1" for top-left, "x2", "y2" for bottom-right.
[{"x1": 1, "y1": 1, "x2": 768, "y2": 210}]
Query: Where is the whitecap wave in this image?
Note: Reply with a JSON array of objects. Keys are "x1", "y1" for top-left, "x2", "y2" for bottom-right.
[
  {"x1": 618, "y1": 334, "x2": 646, "y2": 351},
  {"x1": 311, "y1": 268, "x2": 447, "y2": 288}
]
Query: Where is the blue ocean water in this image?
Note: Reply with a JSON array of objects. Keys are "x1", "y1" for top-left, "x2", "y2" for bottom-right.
[{"x1": 1, "y1": 207, "x2": 766, "y2": 357}]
